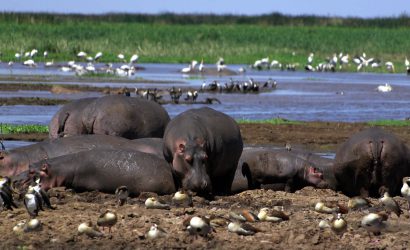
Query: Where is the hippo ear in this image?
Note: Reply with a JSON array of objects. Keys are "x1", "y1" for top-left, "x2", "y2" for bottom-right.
[
  {"x1": 178, "y1": 143, "x2": 185, "y2": 154},
  {"x1": 40, "y1": 163, "x2": 49, "y2": 175}
]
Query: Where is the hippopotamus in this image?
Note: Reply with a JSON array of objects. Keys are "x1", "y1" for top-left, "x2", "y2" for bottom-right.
[
  {"x1": 231, "y1": 148, "x2": 325, "y2": 193},
  {"x1": 334, "y1": 127, "x2": 410, "y2": 197},
  {"x1": 0, "y1": 135, "x2": 152, "y2": 176},
  {"x1": 48, "y1": 97, "x2": 97, "y2": 138},
  {"x1": 132, "y1": 138, "x2": 164, "y2": 159},
  {"x1": 28, "y1": 149, "x2": 176, "y2": 195},
  {"x1": 163, "y1": 107, "x2": 243, "y2": 195},
  {"x1": 49, "y1": 95, "x2": 170, "y2": 139}
]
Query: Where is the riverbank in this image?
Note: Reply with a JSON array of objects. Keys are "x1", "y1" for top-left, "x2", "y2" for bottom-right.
[{"x1": 3, "y1": 122, "x2": 410, "y2": 151}]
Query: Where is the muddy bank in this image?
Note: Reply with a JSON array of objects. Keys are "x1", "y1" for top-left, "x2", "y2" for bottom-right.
[
  {"x1": 3, "y1": 122, "x2": 410, "y2": 152},
  {"x1": 0, "y1": 97, "x2": 69, "y2": 106},
  {"x1": 1, "y1": 186, "x2": 409, "y2": 249}
]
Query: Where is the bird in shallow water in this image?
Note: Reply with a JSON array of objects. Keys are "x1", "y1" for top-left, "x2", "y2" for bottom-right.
[
  {"x1": 115, "y1": 186, "x2": 129, "y2": 206},
  {"x1": 146, "y1": 224, "x2": 167, "y2": 239},
  {"x1": 376, "y1": 83, "x2": 392, "y2": 92},
  {"x1": 401, "y1": 177, "x2": 410, "y2": 211},
  {"x1": 78, "y1": 222, "x2": 104, "y2": 238},
  {"x1": 97, "y1": 210, "x2": 118, "y2": 233}
]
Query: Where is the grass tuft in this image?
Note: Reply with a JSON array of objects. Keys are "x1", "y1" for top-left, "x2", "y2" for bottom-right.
[
  {"x1": 0, "y1": 124, "x2": 49, "y2": 134},
  {"x1": 367, "y1": 120, "x2": 410, "y2": 126}
]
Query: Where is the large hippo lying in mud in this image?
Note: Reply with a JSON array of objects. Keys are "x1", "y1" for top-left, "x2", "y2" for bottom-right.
[
  {"x1": 132, "y1": 138, "x2": 164, "y2": 159},
  {"x1": 0, "y1": 135, "x2": 158, "y2": 176},
  {"x1": 49, "y1": 95, "x2": 170, "y2": 139},
  {"x1": 231, "y1": 148, "x2": 327, "y2": 193},
  {"x1": 163, "y1": 107, "x2": 243, "y2": 195},
  {"x1": 28, "y1": 149, "x2": 176, "y2": 195},
  {"x1": 334, "y1": 127, "x2": 410, "y2": 197}
]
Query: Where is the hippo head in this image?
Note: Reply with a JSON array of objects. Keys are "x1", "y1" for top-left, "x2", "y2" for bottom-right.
[
  {"x1": 173, "y1": 138, "x2": 212, "y2": 194},
  {"x1": 303, "y1": 165, "x2": 324, "y2": 186},
  {"x1": 31, "y1": 162, "x2": 65, "y2": 191},
  {"x1": 0, "y1": 151, "x2": 30, "y2": 176}
]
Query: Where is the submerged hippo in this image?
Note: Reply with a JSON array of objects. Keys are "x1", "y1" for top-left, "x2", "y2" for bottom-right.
[
  {"x1": 29, "y1": 149, "x2": 176, "y2": 195},
  {"x1": 231, "y1": 148, "x2": 325, "y2": 193},
  {"x1": 49, "y1": 95, "x2": 170, "y2": 139},
  {"x1": 334, "y1": 127, "x2": 410, "y2": 197},
  {"x1": 0, "y1": 135, "x2": 151, "y2": 176},
  {"x1": 163, "y1": 107, "x2": 243, "y2": 195}
]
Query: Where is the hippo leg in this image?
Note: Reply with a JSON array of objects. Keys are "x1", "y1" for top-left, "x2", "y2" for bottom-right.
[{"x1": 213, "y1": 167, "x2": 236, "y2": 196}]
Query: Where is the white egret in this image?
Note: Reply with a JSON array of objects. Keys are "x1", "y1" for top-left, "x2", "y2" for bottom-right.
[
  {"x1": 94, "y1": 52, "x2": 103, "y2": 61},
  {"x1": 377, "y1": 83, "x2": 392, "y2": 92},
  {"x1": 77, "y1": 51, "x2": 87, "y2": 58},
  {"x1": 130, "y1": 54, "x2": 139, "y2": 64}
]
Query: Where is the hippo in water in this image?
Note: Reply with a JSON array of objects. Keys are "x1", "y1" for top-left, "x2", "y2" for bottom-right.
[
  {"x1": 231, "y1": 148, "x2": 325, "y2": 193},
  {"x1": 49, "y1": 95, "x2": 170, "y2": 139},
  {"x1": 334, "y1": 127, "x2": 410, "y2": 197},
  {"x1": 0, "y1": 135, "x2": 156, "y2": 176},
  {"x1": 163, "y1": 107, "x2": 243, "y2": 196},
  {"x1": 28, "y1": 149, "x2": 176, "y2": 195}
]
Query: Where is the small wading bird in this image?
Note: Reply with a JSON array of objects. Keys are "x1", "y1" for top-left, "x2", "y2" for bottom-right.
[
  {"x1": 97, "y1": 210, "x2": 118, "y2": 233},
  {"x1": 146, "y1": 224, "x2": 167, "y2": 239}
]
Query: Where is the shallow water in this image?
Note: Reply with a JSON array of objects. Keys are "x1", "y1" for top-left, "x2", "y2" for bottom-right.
[{"x1": 1, "y1": 62, "x2": 410, "y2": 125}]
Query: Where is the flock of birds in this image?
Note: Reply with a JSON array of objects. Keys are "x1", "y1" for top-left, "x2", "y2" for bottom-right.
[
  {"x1": 252, "y1": 52, "x2": 410, "y2": 74},
  {"x1": 2, "y1": 174, "x2": 410, "y2": 243},
  {"x1": 3, "y1": 49, "x2": 410, "y2": 77}
]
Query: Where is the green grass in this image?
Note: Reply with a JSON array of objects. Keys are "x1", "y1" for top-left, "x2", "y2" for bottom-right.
[
  {"x1": 0, "y1": 124, "x2": 48, "y2": 134},
  {"x1": 367, "y1": 120, "x2": 410, "y2": 126},
  {"x1": 237, "y1": 118, "x2": 302, "y2": 125},
  {"x1": 0, "y1": 13, "x2": 409, "y2": 73}
]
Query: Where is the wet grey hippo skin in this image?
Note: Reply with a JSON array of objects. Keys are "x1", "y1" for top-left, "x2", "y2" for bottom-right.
[
  {"x1": 163, "y1": 107, "x2": 243, "y2": 195},
  {"x1": 49, "y1": 95, "x2": 170, "y2": 139},
  {"x1": 231, "y1": 148, "x2": 325, "y2": 193},
  {"x1": 334, "y1": 127, "x2": 410, "y2": 197},
  {"x1": 0, "y1": 135, "x2": 150, "y2": 176},
  {"x1": 29, "y1": 149, "x2": 176, "y2": 195}
]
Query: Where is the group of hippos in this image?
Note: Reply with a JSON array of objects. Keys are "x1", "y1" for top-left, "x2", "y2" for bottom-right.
[{"x1": 1, "y1": 95, "x2": 410, "y2": 203}]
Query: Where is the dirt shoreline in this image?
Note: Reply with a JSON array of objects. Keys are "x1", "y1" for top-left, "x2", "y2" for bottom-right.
[{"x1": 4, "y1": 122, "x2": 410, "y2": 152}]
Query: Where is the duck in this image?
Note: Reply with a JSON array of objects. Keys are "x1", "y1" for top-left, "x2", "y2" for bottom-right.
[
  {"x1": 379, "y1": 192, "x2": 402, "y2": 218},
  {"x1": 361, "y1": 212, "x2": 388, "y2": 240},
  {"x1": 145, "y1": 197, "x2": 170, "y2": 210},
  {"x1": 97, "y1": 210, "x2": 118, "y2": 233},
  {"x1": 347, "y1": 196, "x2": 371, "y2": 211},
  {"x1": 227, "y1": 221, "x2": 260, "y2": 236},
  {"x1": 146, "y1": 224, "x2": 167, "y2": 239},
  {"x1": 377, "y1": 83, "x2": 392, "y2": 92},
  {"x1": 257, "y1": 207, "x2": 289, "y2": 222},
  {"x1": 78, "y1": 222, "x2": 104, "y2": 238},
  {"x1": 185, "y1": 216, "x2": 212, "y2": 237}
]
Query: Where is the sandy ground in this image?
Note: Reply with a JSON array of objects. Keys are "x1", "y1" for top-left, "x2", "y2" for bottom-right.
[{"x1": 2, "y1": 122, "x2": 410, "y2": 249}]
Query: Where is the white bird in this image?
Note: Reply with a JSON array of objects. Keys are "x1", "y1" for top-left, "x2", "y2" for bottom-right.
[
  {"x1": 147, "y1": 224, "x2": 167, "y2": 239},
  {"x1": 85, "y1": 63, "x2": 96, "y2": 72},
  {"x1": 94, "y1": 52, "x2": 103, "y2": 61},
  {"x1": 77, "y1": 51, "x2": 87, "y2": 58},
  {"x1": 45, "y1": 60, "x2": 54, "y2": 67},
  {"x1": 307, "y1": 53, "x2": 314, "y2": 65},
  {"x1": 186, "y1": 216, "x2": 212, "y2": 237},
  {"x1": 23, "y1": 59, "x2": 36, "y2": 67},
  {"x1": 401, "y1": 177, "x2": 410, "y2": 211},
  {"x1": 130, "y1": 54, "x2": 139, "y2": 64},
  {"x1": 405, "y1": 57, "x2": 409, "y2": 69},
  {"x1": 43, "y1": 51, "x2": 48, "y2": 58},
  {"x1": 377, "y1": 83, "x2": 392, "y2": 92},
  {"x1": 60, "y1": 66, "x2": 71, "y2": 72},
  {"x1": 24, "y1": 51, "x2": 30, "y2": 58},
  {"x1": 117, "y1": 53, "x2": 125, "y2": 62},
  {"x1": 385, "y1": 61, "x2": 395, "y2": 72},
  {"x1": 361, "y1": 212, "x2": 388, "y2": 239},
  {"x1": 270, "y1": 60, "x2": 280, "y2": 68},
  {"x1": 30, "y1": 49, "x2": 38, "y2": 58},
  {"x1": 198, "y1": 59, "x2": 204, "y2": 72},
  {"x1": 15, "y1": 53, "x2": 21, "y2": 60}
]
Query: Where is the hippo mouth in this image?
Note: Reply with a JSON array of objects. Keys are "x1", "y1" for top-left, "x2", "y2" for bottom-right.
[{"x1": 307, "y1": 166, "x2": 323, "y2": 179}]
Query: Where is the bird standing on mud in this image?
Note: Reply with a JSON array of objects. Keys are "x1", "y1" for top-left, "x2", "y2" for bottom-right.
[
  {"x1": 379, "y1": 192, "x2": 402, "y2": 219},
  {"x1": 97, "y1": 210, "x2": 118, "y2": 233},
  {"x1": 115, "y1": 186, "x2": 129, "y2": 206},
  {"x1": 401, "y1": 177, "x2": 410, "y2": 211}
]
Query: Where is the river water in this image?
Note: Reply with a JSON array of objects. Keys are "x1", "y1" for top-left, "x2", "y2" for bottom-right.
[{"x1": 1, "y1": 62, "x2": 410, "y2": 125}]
